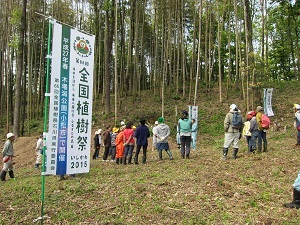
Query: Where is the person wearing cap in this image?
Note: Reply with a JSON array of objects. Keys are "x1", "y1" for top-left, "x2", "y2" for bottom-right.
[
  {"x1": 155, "y1": 117, "x2": 173, "y2": 160},
  {"x1": 178, "y1": 110, "x2": 192, "y2": 159},
  {"x1": 109, "y1": 127, "x2": 119, "y2": 162},
  {"x1": 243, "y1": 111, "x2": 256, "y2": 154},
  {"x1": 92, "y1": 129, "x2": 102, "y2": 160},
  {"x1": 256, "y1": 106, "x2": 268, "y2": 153},
  {"x1": 222, "y1": 104, "x2": 243, "y2": 160},
  {"x1": 123, "y1": 121, "x2": 135, "y2": 165},
  {"x1": 34, "y1": 134, "x2": 43, "y2": 169},
  {"x1": 115, "y1": 126, "x2": 125, "y2": 164},
  {"x1": 293, "y1": 104, "x2": 300, "y2": 146},
  {"x1": 134, "y1": 118, "x2": 150, "y2": 164},
  {"x1": 152, "y1": 121, "x2": 159, "y2": 151},
  {"x1": 1, "y1": 133, "x2": 16, "y2": 181}
]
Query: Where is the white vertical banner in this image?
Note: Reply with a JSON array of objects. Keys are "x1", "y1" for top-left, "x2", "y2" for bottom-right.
[
  {"x1": 190, "y1": 106, "x2": 198, "y2": 122},
  {"x1": 46, "y1": 21, "x2": 95, "y2": 175},
  {"x1": 264, "y1": 88, "x2": 274, "y2": 116}
]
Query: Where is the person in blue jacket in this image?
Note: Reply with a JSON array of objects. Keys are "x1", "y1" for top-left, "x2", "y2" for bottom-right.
[{"x1": 134, "y1": 118, "x2": 150, "y2": 164}]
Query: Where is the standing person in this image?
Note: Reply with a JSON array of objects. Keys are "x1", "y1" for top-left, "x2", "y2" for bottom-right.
[
  {"x1": 243, "y1": 111, "x2": 256, "y2": 154},
  {"x1": 256, "y1": 106, "x2": 268, "y2": 153},
  {"x1": 294, "y1": 104, "x2": 300, "y2": 146},
  {"x1": 123, "y1": 122, "x2": 135, "y2": 165},
  {"x1": 1, "y1": 133, "x2": 16, "y2": 181},
  {"x1": 284, "y1": 171, "x2": 300, "y2": 209},
  {"x1": 222, "y1": 104, "x2": 243, "y2": 160},
  {"x1": 155, "y1": 117, "x2": 173, "y2": 160},
  {"x1": 102, "y1": 126, "x2": 112, "y2": 161},
  {"x1": 134, "y1": 118, "x2": 150, "y2": 164},
  {"x1": 115, "y1": 126, "x2": 125, "y2": 164},
  {"x1": 152, "y1": 121, "x2": 159, "y2": 151},
  {"x1": 176, "y1": 125, "x2": 181, "y2": 149},
  {"x1": 34, "y1": 134, "x2": 43, "y2": 169},
  {"x1": 109, "y1": 127, "x2": 118, "y2": 162},
  {"x1": 92, "y1": 129, "x2": 102, "y2": 160},
  {"x1": 249, "y1": 110, "x2": 259, "y2": 153},
  {"x1": 178, "y1": 110, "x2": 192, "y2": 159},
  {"x1": 191, "y1": 119, "x2": 198, "y2": 150}
]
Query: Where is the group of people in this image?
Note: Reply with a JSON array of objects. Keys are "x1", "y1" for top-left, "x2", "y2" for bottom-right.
[
  {"x1": 93, "y1": 110, "x2": 198, "y2": 164},
  {"x1": 3, "y1": 104, "x2": 300, "y2": 212},
  {"x1": 222, "y1": 102, "x2": 300, "y2": 210},
  {"x1": 222, "y1": 104, "x2": 269, "y2": 160},
  {"x1": 93, "y1": 118, "x2": 151, "y2": 165}
]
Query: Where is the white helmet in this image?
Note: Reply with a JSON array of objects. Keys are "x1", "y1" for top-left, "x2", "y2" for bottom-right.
[
  {"x1": 294, "y1": 104, "x2": 300, "y2": 110},
  {"x1": 229, "y1": 104, "x2": 237, "y2": 110},
  {"x1": 7, "y1": 133, "x2": 15, "y2": 139}
]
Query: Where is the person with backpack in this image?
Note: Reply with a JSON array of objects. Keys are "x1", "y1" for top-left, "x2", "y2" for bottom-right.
[
  {"x1": 293, "y1": 104, "x2": 300, "y2": 146},
  {"x1": 256, "y1": 106, "x2": 269, "y2": 153},
  {"x1": 222, "y1": 104, "x2": 243, "y2": 160}
]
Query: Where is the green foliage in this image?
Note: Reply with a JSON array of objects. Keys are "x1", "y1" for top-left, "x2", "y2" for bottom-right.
[{"x1": 199, "y1": 111, "x2": 224, "y2": 136}]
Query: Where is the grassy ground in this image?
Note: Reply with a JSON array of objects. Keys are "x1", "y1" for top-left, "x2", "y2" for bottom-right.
[{"x1": 1, "y1": 81, "x2": 300, "y2": 224}]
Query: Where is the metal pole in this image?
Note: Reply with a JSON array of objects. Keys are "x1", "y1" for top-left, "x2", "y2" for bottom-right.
[{"x1": 40, "y1": 19, "x2": 52, "y2": 225}]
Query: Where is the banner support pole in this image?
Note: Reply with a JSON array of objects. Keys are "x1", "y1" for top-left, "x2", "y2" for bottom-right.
[{"x1": 39, "y1": 19, "x2": 53, "y2": 225}]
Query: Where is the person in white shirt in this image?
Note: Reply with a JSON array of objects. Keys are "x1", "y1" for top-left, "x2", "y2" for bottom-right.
[
  {"x1": 35, "y1": 134, "x2": 43, "y2": 169},
  {"x1": 152, "y1": 121, "x2": 158, "y2": 151}
]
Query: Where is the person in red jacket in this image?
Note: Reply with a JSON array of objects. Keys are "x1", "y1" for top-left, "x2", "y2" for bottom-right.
[{"x1": 123, "y1": 122, "x2": 135, "y2": 165}]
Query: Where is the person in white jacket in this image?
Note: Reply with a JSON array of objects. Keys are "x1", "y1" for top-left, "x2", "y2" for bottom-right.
[
  {"x1": 155, "y1": 117, "x2": 173, "y2": 160},
  {"x1": 152, "y1": 121, "x2": 158, "y2": 151},
  {"x1": 35, "y1": 134, "x2": 43, "y2": 169}
]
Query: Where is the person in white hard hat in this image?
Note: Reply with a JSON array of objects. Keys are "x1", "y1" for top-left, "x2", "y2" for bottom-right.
[
  {"x1": 92, "y1": 129, "x2": 102, "y2": 159},
  {"x1": 222, "y1": 104, "x2": 243, "y2": 160},
  {"x1": 1, "y1": 133, "x2": 16, "y2": 181}
]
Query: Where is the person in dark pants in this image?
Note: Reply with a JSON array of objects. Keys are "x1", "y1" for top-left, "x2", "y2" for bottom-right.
[
  {"x1": 123, "y1": 122, "x2": 135, "y2": 165},
  {"x1": 134, "y1": 118, "x2": 150, "y2": 164},
  {"x1": 178, "y1": 110, "x2": 192, "y2": 159},
  {"x1": 102, "y1": 126, "x2": 112, "y2": 161},
  {"x1": 109, "y1": 127, "x2": 118, "y2": 162},
  {"x1": 256, "y1": 106, "x2": 268, "y2": 153},
  {"x1": 92, "y1": 129, "x2": 102, "y2": 160}
]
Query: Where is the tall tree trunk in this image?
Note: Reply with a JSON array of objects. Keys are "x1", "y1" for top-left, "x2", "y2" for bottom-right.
[
  {"x1": 233, "y1": 0, "x2": 239, "y2": 85},
  {"x1": 194, "y1": 1, "x2": 203, "y2": 106},
  {"x1": 104, "y1": 4, "x2": 114, "y2": 114},
  {"x1": 114, "y1": 0, "x2": 118, "y2": 126},
  {"x1": 13, "y1": 0, "x2": 27, "y2": 137}
]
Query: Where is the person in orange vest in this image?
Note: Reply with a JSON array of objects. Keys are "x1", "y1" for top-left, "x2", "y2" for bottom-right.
[{"x1": 115, "y1": 126, "x2": 125, "y2": 164}]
